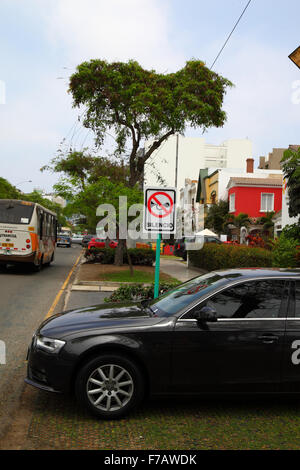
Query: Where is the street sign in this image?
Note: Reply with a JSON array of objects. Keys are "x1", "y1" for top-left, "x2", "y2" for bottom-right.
[
  {"x1": 143, "y1": 187, "x2": 177, "y2": 299},
  {"x1": 144, "y1": 187, "x2": 177, "y2": 234}
]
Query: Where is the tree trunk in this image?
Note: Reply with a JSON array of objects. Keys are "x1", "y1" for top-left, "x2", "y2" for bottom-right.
[
  {"x1": 114, "y1": 238, "x2": 125, "y2": 266},
  {"x1": 125, "y1": 241, "x2": 134, "y2": 277}
]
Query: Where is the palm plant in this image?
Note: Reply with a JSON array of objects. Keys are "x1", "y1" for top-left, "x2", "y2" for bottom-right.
[{"x1": 258, "y1": 211, "x2": 275, "y2": 238}]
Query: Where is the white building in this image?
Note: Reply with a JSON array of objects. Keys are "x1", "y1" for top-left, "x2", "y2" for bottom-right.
[
  {"x1": 144, "y1": 136, "x2": 253, "y2": 190},
  {"x1": 43, "y1": 193, "x2": 66, "y2": 208}
]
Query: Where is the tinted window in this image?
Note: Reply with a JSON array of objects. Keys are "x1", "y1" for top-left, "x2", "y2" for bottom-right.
[
  {"x1": 295, "y1": 281, "x2": 300, "y2": 317},
  {"x1": 150, "y1": 272, "x2": 230, "y2": 316},
  {"x1": 203, "y1": 280, "x2": 286, "y2": 319}
]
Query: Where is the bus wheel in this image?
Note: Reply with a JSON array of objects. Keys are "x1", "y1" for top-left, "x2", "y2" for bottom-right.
[
  {"x1": 45, "y1": 253, "x2": 54, "y2": 267},
  {"x1": 33, "y1": 258, "x2": 42, "y2": 272}
]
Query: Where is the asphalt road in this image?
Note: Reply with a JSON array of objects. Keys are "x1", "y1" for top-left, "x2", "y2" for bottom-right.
[{"x1": 0, "y1": 244, "x2": 82, "y2": 440}]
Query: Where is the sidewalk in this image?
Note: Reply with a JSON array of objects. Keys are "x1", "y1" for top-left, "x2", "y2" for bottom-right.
[{"x1": 159, "y1": 257, "x2": 205, "y2": 282}]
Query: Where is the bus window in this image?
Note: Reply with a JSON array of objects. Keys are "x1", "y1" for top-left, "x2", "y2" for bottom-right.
[{"x1": 0, "y1": 200, "x2": 34, "y2": 225}]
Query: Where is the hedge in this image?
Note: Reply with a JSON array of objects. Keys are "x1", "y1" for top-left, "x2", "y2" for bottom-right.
[
  {"x1": 84, "y1": 247, "x2": 156, "y2": 266},
  {"x1": 105, "y1": 281, "x2": 180, "y2": 303},
  {"x1": 188, "y1": 243, "x2": 273, "y2": 271}
]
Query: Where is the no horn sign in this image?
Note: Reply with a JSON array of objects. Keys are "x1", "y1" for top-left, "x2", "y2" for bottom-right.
[{"x1": 144, "y1": 187, "x2": 177, "y2": 234}]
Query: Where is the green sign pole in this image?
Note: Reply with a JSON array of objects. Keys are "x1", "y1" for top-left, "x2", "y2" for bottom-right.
[{"x1": 154, "y1": 233, "x2": 162, "y2": 299}]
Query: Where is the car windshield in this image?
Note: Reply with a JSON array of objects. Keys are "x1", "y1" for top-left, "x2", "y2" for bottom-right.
[{"x1": 148, "y1": 272, "x2": 229, "y2": 317}]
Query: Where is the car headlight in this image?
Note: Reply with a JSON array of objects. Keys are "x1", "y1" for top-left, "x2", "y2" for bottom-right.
[{"x1": 35, "y1": 335, "x2": 66, "y2": 354}]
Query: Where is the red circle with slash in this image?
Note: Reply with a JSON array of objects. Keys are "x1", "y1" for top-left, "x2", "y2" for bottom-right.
[{"x1": 147, "y1": 192, "x2": 174, "y2": 218}]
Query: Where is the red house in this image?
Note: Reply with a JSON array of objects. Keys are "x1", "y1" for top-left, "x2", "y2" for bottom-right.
[{"x1": 227, "y1": 176, "x2": 283, "y2": 219}]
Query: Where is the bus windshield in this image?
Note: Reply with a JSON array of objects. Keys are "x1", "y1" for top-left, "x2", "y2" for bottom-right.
[{"x1": 0, "y1": 200, "x2": 34, "y2": 225}]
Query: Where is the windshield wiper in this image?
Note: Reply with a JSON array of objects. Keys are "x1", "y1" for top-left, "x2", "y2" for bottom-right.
[{"x1": 140, "y1": 299, "x2": 156, "y2": 317}]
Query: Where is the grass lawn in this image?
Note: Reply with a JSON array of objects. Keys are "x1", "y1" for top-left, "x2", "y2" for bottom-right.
[
  {"x1": 78, "y1": 263, "x2": 179, "y2": 284},
  {"x1": 99, "y1": 267, "x2": 178, "y2": 284},
  {"x1": 28, "y1": 392, "x2": 300, "y2": 450}
]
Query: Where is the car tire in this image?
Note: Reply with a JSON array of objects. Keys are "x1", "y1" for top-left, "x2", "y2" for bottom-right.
[{"x1": 75, "y1": 354, "x2": 145, "y2": 419}]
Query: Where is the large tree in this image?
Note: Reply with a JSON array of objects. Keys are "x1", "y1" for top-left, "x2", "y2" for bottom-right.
[
  {"x1": 69, "y1": 59, "x2": 233, "y2": 187},
  {"x1": 0, "y1": 177, "x2": 20, "y2": 199},
  {"x1": 281, "y1": 147, "x2": 300, "y2": 220},
  {"x1": 205, "y1": 200, "x2": 229, "y2": 235}
]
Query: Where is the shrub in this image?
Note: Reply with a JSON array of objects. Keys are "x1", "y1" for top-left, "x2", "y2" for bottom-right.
[
  {"x1": 84, "y1": 247, "x2": 115, "y2": 264},
  {"x1": 281, "y1": 224, "x2": 300, "y2": 243},
  {"x1": 125, "y1": 248, "x2": 155, "y2": 266},
  {"x1": 188, "y1": 243, "x2": 273, "y2": 271},
  {"x1": 272, "y1": 235, "x2": 299, "y2": 268},
  {"x1": 106, "y1": 281, "x2": 180, "y2": 303},
  {"x1": 84, "y1": 247, "x2": 155, "y2": 266}
]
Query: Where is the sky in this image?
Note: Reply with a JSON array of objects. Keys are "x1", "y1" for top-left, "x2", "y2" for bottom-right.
[{"x1": 0, "y1": 0, "x2": 299, "y2": 193}]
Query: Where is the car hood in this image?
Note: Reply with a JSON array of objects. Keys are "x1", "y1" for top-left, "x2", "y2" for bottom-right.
[{"x1": 38, "y1": 301, "x2": 161, "y2": 339}]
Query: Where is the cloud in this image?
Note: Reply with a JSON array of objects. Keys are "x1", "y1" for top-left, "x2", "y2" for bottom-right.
[
  {"x1": 40, "y1": 0, "x2": 185, "y2": 72},
  {"x1": 198, "y1": 37, "x2": 300, "y2": 159}
]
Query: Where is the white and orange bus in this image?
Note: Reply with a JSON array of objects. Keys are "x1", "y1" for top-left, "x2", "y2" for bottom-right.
[{"x1": 0, "y1": 199, "x2": 57, "y2": 270}]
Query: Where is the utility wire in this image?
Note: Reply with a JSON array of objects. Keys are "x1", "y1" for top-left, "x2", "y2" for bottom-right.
[{"x1": 210, "y1": 0, "x2": 253, "y2": 70}]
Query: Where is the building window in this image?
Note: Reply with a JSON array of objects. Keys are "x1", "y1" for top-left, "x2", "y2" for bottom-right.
[
  {"x1": 229, "y1": 193, "x2": 235, "y2": 212},
  {"x1": 261, "y1": 193, "x2": 274, "y2": 212}
]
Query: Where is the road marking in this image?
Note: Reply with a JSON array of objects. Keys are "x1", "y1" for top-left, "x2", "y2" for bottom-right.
[{"x1": 44, "y1": 250, "x2": 83, "y2": 320}]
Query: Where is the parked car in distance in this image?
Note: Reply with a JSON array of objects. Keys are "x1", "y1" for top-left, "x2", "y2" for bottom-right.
[
  {"x1": 56, "y1": 234, "x2": 72, "y2": 248},
  {"x1": 88, "y1": 238, "x2": 118, "y2": 249},
  {"x1": 25, "y1": 268, "x2": 300, "y2": 420},
  {"x1": 81, "y1": 234, "x2": 96, "y2": 248},
  {"x1": 174, "y1": 235, "x2": 222, "y2": 260},
  {"x1": 71, "y1": 234, "x2": 83, "y2": 244}
]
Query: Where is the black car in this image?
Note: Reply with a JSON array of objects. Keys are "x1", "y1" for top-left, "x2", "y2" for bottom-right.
[
  {"x1": 174, "y1": 235, "x2": 221, "y2": 260},
  {"x1": 26, "y1": 268, "x2": 300, "y2": 419},
  {"x1": 81, "y1": 234, "x2": 96, "y2": 248}
]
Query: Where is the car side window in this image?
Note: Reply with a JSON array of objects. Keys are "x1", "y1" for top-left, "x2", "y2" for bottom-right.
[
  {"x1": 294, "y1": 281, "x2": 300, "y2": 317},
  {"x1": 185, "y1": 280, "x2": 287, "y2": 320}
]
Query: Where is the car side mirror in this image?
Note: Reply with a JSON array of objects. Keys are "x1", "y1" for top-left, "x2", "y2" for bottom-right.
[{"x1": 194, "y1": 306, "x2": 217, "y2": 323}]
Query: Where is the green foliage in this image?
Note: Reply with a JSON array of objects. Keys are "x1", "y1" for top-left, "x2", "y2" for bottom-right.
[
  {"x1": 22, "y1": 190, "x2": 67, "y2": 227},
  {"x1": 188, "y1": 243, "x2": 273, "y2": 271},
  {"x1": 205, "y1": 200, "x2": 229, "y2": 234},
  {"x1": 257, "y1": 211, "x2": 275, "y2": 237},
  {"x1": 281, "y1": 147, "x2": 300, "y2": 219},
  {"x1": 69, "y1": 59, "x2": 233, "y2": 186},
  {"x1": 0, "y1": 177, "x2": 20, "y2": 199},
  {"x1": 272, "y1": 235, "x2": 299, "y2": 268},
  {"x1": 105, "y1": 281, "x2": 180, "y2": 303},
  {"x1": 281, "y1": 223, "x2": 300, "y2": 243},
  {"x1": 43, "y1": 150, "x2": 141, "y2": 233},
  {"x1": 225, "y1": 212, "x2": 251, "y2": 230},
  {"x1": 42, "y1": 150, "x2": 129, "y2": 195},
  {"x1": 84, "y1": 247, "x2": 155, "y2": 266}
]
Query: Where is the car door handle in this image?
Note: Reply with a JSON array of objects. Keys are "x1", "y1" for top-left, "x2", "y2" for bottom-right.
[{"x1": 258, "y1": 335, "x2": 279, "y2": 344}]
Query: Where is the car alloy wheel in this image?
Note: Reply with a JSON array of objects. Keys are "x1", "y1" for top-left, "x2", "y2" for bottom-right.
[
  {"x1": 87, "y1": 363, "x2": 134, "y2": 412},
  {"x1": 75, "y1": 354, "x2": 144, "y2": 419}
]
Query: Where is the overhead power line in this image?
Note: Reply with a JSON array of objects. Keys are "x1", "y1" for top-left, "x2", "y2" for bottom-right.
[{"x1": 210, "y1": 0, "x2": 253, "y2": 70}]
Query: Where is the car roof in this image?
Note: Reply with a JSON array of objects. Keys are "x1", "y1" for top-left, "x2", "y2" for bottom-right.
[{"x1": 211, "y1": 268, "x2": 300, "y2": 280}]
